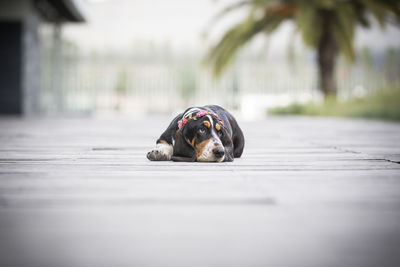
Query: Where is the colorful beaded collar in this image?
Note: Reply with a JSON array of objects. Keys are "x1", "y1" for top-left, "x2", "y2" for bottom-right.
[{"x1": 178, "y1": 109, "x2": 224, "y2": 129}]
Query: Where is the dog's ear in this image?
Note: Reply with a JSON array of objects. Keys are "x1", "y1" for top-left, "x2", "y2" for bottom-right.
[
  {"x1": 219, "y1": 126, "x2": 232, "y2": 147},
  {"x1": 219, "y1": 126, "x2": 234, "y2": 162},
  {"x1": 173, "y1": 129, "x2": 196, "y2": 160}
]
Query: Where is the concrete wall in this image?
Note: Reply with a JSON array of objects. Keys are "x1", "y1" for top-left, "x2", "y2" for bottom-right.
[
  {"x1": 0, "y1": 0, "x2": 40, "y2": 115},
  {"x1": 22, "y1": 9, "x2": 41, "y2": 115},
  {"x1": 0, "y1": 22, "x2": 23, "y2": 114}
]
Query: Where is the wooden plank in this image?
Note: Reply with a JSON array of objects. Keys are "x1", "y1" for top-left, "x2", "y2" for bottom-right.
[{"x1": 0, "y1": 116, "x2": 400, "y2": 267}]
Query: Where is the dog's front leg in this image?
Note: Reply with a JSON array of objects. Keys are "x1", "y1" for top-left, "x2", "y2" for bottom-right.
[
  {"x1": 147, "y1": 114, "x2": 182, "y2": 161},
  {"x1": 147, "y1": 140, "x2": 174, "y2": 161}
]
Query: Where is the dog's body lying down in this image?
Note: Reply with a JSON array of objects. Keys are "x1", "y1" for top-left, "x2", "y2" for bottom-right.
[{"x1": 147, "y1": 105, "x2": 244, "y2": 162}]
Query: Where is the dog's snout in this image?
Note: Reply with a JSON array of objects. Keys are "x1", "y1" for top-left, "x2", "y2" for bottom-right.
[{"x1": 212, "y1": 147, "x2": 225, "y2": 158}]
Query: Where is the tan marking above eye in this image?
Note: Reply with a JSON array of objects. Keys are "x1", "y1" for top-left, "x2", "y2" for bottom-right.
[
  {"x1": 203, "y1": 121, "x2": 210, "y2": 128},
  {"x1": 215, "y1": 123, "x2": 221, "y2": 131}
]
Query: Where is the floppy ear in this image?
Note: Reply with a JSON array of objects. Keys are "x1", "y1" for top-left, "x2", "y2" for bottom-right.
[
  {"x1": 220, "y1": 127, "x2": 234, "y2": 162},
  {"x1": 172, "y1": 129, "x2": 196, "y2": 161},
  {"x1": 220, "y1": 126, "x2": 232, "y2": 146}
]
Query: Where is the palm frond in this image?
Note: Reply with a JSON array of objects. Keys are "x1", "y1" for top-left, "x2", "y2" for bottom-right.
[
  {"x1": 208, "y1": 0, "x2": 278, "y2": 26},
  {"x1": 352, "y1": 2, "x2": 371, "y2": 28},
  {"x1": 206, "y1": 0, "x2": 400, "y2": 77},
  {"x1": 357, "y1": 0, "x2": 400, "y2": 27},
  {"x1": 295, "y1": 1, "x2": 322, "y2": 47},
  {"x1": 203, "y1": 0, "x2": 280, "y2": 42},
  {"x1": 208, "y1": 0, "x2": 253, "y2": 26},
  {"x1": 331, "y1": 2, "x2": 357, "y2": 61},
  {"x1": 205, "y1": 14, "x2": 287, "y2": 77}
]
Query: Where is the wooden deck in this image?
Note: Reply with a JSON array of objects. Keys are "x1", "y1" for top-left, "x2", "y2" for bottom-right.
[{"x1": 0, "y1": 115, "x2": 400, "y2": 267}]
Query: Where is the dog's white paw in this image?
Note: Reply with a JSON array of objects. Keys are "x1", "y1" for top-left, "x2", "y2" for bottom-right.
[{"x1": 147, "y1": 143, "x2": 173, "y2": 161}]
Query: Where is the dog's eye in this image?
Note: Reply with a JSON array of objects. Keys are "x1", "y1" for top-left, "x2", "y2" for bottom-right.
[{"x1": 198, "y1": 128, "x2": 206, "y2": 135}]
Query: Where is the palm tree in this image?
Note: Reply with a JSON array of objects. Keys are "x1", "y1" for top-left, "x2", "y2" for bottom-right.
[{"x1": 205, "y1": 0, "x2": 400, "y2": 99}]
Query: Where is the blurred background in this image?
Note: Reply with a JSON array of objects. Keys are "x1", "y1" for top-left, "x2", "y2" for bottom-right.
[{"x1": 1, "y1": 0, "x2": 400, "y2": 120}]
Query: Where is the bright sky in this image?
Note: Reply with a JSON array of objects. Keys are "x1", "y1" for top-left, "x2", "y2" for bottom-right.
[{"x1": 64, "y1": 0, "x2": 400, "y2": 52}]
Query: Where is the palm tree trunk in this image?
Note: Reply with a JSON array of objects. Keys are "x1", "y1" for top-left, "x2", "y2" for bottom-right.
[{"x1": 317, "y1": 11, "x2": 339, "y2": 100}]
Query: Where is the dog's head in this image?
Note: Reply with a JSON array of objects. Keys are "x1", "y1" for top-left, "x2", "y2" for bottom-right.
[{"x1": 179, "y1": 110, "x2": 232, "y2": 162}]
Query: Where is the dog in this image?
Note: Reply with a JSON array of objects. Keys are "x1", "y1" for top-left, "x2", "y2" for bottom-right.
[{"x1": 147, "y1": 105, "x2": 244, "y2": 162}]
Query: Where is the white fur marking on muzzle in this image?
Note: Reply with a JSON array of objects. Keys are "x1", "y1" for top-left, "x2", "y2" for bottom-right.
[{"x1": 197, "y1": 136, "x2": 225, "y2": 162}]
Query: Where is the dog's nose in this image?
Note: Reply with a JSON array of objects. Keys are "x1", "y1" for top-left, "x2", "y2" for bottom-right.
[{"x1": 212, "y1": 147, "x2": 225, "y2": 158}]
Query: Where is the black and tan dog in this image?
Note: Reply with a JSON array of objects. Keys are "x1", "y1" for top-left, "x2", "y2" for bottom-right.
[{"x1": 147, "y1": 105, "x2": 244, "y2": 162}]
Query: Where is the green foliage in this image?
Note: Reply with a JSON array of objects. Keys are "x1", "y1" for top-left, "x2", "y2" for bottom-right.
[
  {"x1": 206, "y1": 0, "x2": 400, "y2": 76},
  {"x1": 269, "y1": 84, "x2": 400, "y2": 121}
]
